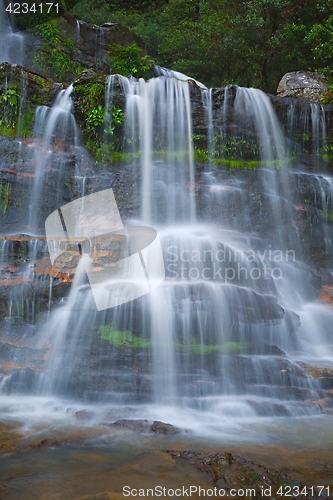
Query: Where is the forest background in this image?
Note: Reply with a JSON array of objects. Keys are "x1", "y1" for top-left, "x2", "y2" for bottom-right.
[{"x1": 69, "y1": 0, "x2": 333, "y2": 94}]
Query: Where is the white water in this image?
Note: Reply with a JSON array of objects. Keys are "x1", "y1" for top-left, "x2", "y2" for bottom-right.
[
  {"x1": 0, "y1": 0, "x2": 24, "y2": 65},
  {"x1": 109, "y1": 74, "x2": 196, "y2": 224},
  {"x1": 154, "y1": 64, "x2": 207, "y2": 90},
  {"x1": 28, "y1": 85, "x2": 79, "y2": 231}
]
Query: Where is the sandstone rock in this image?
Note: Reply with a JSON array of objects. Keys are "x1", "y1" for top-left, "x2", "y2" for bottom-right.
[{"x1": 277, "y1": 71, "x2": 328, "y2": 102}]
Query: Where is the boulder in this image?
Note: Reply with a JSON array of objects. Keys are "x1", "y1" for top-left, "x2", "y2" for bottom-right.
[{"x1": 277, "y1": 71, "x2": 328, "y2": 102}]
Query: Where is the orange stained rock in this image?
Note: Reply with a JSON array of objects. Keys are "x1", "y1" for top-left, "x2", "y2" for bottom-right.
[{"x1": 318, "y1": 286, "x2": 333, "y2": 304}]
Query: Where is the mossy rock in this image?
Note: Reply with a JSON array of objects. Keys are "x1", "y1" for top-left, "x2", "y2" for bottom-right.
[
  {"x1": 72, "y1": 70, "x2": 126, "y2": 159},
  {"x1": 0, "y1": 62, "x2": 60, "y2": 137}
]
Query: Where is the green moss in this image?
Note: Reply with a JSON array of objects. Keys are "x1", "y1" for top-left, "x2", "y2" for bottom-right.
[
  {"x1": 98, "y1": 325, "x2": 151, "y2": 348},
  {"x1": 193, "y1": 149, "x2": 261, "y2": 169},
  {"x1": 216, "y1": 159, "x2": 261, "y2": 169},
  {"x1": 27, "y1": 19, "x2": 84, "y2": 81},
  {"x1": 179, "y1": 338, "x2": 247, "y2": 355},
  {"x1": 98, "y1": 326, "x2": 250, "y2": 355},
  {"x1": 0, "y1": 125, "x2": 16, "y2": 137}
]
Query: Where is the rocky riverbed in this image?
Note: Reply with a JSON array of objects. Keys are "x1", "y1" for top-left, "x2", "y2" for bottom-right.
[{"x1": 0, "y1": 410, "x2": 333, "y2": 499}]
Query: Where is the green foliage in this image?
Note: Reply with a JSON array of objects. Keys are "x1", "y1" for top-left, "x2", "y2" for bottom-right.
[
  {"x1": 109, "y1": 43, "x2": 154, "y2": 78},
  {"x1": 104, "y1": 105, "x2": 125, "y2": 136},
  {"x1": 321, "y1": 82, "x2": 333, "y2": 105},
  {"x1": 14, "y1": 0, "x2": 65, "y2": 32},
  {"x1": 75, "y1": 82, "x2": 105, "y2": 114},
  {"x1": 0, "y1": 183, "x2": 11, "y2": 216},
  {"x1": 0, "y1": 88, "x2": 20, "y2": 129},
  {"x1": 31, "y1": 21, "x2": 60, "y2": 43},
  {"x1": 74, "y1": 81, "x2": 104, "y2": 156},
  {"x1": 0, "y1": 68, "x2": 54, "y2": 138},
  {"x1": 75, "y1": 78, "x2": 125, "y2": 158},
  {"x1": 194, "y1": 132, "x2": 264, "y2": 166},
  {"x1": 27, "y1": 19, "x2": 84, "y2": 80},
  {"x1": 82, "y1": 0, "x2": 333, "y2": 92},
  {"x1": 86, "y1": 105, "x2": 105, "y2": 128}
]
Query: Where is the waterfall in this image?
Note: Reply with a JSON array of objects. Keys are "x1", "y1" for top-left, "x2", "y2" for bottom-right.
[
  {"x1": 28, "y1": 85, "x2": 79, "y2": 232},
  {"x1": 233, "y1": 87, "x2": 295, "y2": 249},
  {"x1": 154, "y1": 64, "x2": 207, "y2": 90},
  {"x1": 108, "y1": 74, "x2": 196, "y2": 224},
  {"x1": 76, "y1": 20, "x2": 81, "y2": 43},
  {"x1": 234, "y1": 87, "x2": 286, "y2": 166},
  {"x1": 311, "y1": 103, "x2": 326, "y2": 169},
  {"x1": 0, "y1": 0, "x2": 24, "y2": 65},
  {"x1": 2, "y1": 70, "x2": 333, "y2": 423},
  {"x1": 36, "y1": 254, "x2": 93, "y2": 395},
  {"x1": 202, "y1": 87, "x2": 213, "y2": 163},
  {"x1": 285, "y1": 100, "x2": 327, "y2": 168},
  {"x1": 95, "y1": 26, "x2": 105, "y2": 70}
]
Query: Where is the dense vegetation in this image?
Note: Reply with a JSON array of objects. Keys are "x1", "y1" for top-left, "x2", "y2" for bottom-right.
[{"x1": 72, "y1": 0, "x2": 333, "y2": 93}]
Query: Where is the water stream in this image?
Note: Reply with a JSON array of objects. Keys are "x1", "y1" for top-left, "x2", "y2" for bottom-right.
[{"x1": 0, "y1": 0, "x2": 24, "y2": 65}]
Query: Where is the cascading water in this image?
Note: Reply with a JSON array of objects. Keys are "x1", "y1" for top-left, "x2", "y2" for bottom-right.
[
  {"x1": 28, "y1": 85, "x2": 79, "y2": 232},
  {"x1": 0, "y1": 0, "x2": 24, "y2": 65},
  {"x1": 109, "y1": 73, "x2": 196, "y2": 224},
  {"x1": 285, "y1": 98, "x2": 327, "y2": 169},
  {"x1": 0, "y1": 56, "x2": 333, "y2": 444},
  {"x1": 233, "y1": 87, "x2": 295, "y2": 248},
  {"x1": 12, "y1": 73, "x2": 330, "y2": 423}
]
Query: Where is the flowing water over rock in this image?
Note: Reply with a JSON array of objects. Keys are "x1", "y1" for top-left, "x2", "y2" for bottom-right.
[
  {"x1": 1, "y1": 73, "x2": 333, "y2": 454},
  {"x1": 0, "y1": 0, "x2": 24, "y2": 65}
]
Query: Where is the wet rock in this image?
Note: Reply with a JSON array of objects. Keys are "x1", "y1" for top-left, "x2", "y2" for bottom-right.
[
  {"x1": 165, "y1": 450, "x2": 318, "y2": 498},
  {"x1": 262, "y1": 345, "x2": 286, "y2": 356},
  {"x1": 32, "y1": 438, "x2": 61, "y2": 450},
  {"x1": 112, "y1": 419, "x2": 150, "y2": 432},
  {"x1": 75, "y1": 410, "x2": 94, "y2": 421},
  {"x1": 60, "y1": 12, "x2": 145, "y2": 77},
  {"x1": 150, "y1": 421, "x2": 180, "y2": 435},
  {"x1": 110, "y1": 419, "x2": 181, "y2": 434},
  {"x1": 0, "y1": 422, "x2": 23, "y2": 453},
  {"x1": 0, "y1": 62, "x2": 59, "y2": 108},
  {"x1": 299, "y1": 363, "x2": 333, "y2": 390},
  {"x1": 277, "y1": 71, "x2": 328, "y2": 102},
  {"x1": 317, "y1": 269, "x2": 333, "y2": 286}
]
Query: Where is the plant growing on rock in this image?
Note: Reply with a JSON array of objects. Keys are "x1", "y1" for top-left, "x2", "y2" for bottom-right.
[
  {"x1": 108, "y1": 42, "x2": 154, "y2": 79},
  {"x1": 0, "y1": 88, "x2": 20, "y2": 132},
  {"x1": 86, "y1": 105, "x2": 105, "y2": 129}
]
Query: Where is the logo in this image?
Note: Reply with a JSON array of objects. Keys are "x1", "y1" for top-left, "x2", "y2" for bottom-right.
[{"x1": 45, "y1": 189, "x2": 165, "y2": 311}]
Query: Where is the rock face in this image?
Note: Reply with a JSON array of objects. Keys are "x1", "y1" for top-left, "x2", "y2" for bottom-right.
[{"x1": 276, "y1": 71, "x2": 328, "y2": 102}]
